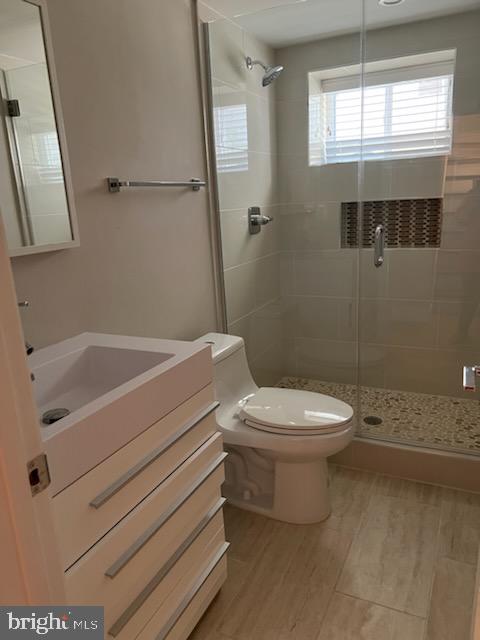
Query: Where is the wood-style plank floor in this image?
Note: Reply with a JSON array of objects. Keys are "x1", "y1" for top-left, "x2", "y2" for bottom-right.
[{"x1": 190, "y1": 465, "x2": 480, "y2": 640}]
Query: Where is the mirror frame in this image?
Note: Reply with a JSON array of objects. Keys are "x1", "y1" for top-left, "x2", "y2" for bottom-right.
[{"x1": 6, "y1": 0, "x2": 79, "y2": 258}]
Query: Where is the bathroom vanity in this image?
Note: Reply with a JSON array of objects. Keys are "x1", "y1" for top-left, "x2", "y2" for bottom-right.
[{"x1": 30, "y1": 334, "x2": 227, "y2": 640}]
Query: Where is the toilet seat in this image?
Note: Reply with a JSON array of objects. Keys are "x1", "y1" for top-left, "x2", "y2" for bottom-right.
[{"x1": 239, "y1": 387, "x2": 354, "y2": 436}]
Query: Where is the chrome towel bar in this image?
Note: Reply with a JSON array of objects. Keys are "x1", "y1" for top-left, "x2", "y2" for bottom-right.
[{"x1": 107, "y1": 177, "x2": 206, "y2": 192}]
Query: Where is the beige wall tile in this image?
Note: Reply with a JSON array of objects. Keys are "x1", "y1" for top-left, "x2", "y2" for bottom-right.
[
  {"x1": 224, "y1": 260, "x2": 257, "y2": 323},
  {"x1": 383, "y1": 343, "x2": 480, "y2": 397},
  {"x1": 224, "y1": 253, "x2": 281, "y2": 324},
  {"x1": 249, "y1": 340, "x2": 285, "y2": 386},
  {"x1": 360, "y1": 250, "x2": 389, "y2": 298},
  {"x1": 389, "y1": 157, "x2": 446, "y2": 200},
  {"x1": 220, "y1": 205, "x2": 280, "y2": 269},
  {"x1": 425, "y1": 557, "x2": 476, "y2": 640},
  {"x1": 279, "y1": 203, "x2": 341, "y2": 251},
  {"x1": 276, "y1": 98, "x2": 308, "y2": 158},
  {"x1": 318, "y1": 593, "x2": 425, "y2": 640},
  {"x1": 434, "y1": 250, "x2": 480, "y2": 302},
  {"x1": 441, "y1": 195, "x2": 480, "y2": 251},
  {"x1": 228, "y1": 299, "x2": 285, "y2": 363},
  {"x1": 436, "y1": 300, "x2": 480, "y2": 349},
  {"x1": 358, "y1": 343, "x2": 386, "y2": 388},
  {"x1": 217, "y1": 150, "x2": 276, "y2": 210},
  {"x1": 338, "y1": 495, "x2": 440, "y2": 616},
  {"x1": 246, "y1": 91, "x2": 277, "y2": 154},
  {"x1": 280, "y1": 250, "x2": 295, "y2": 296},
  {"x1": 286, "y1": 295, "x2": 356, "y2": 345},
  {"x1": 288, "y1": 296, "x2": 341, "y2": 341},
  {"x1": 387, "y1": 249, "x2": 437, "y2": 300},
  {"x1": 295, "y1": 337, "x2": 356, "y2": 383},
  {"x1": 208, "y1": 17, "x2": 245, "y2": 87},
  {"x1": 360, "y1": 299, "x2": 437, "y2": 348},
  {"x1": 277, "y1": 158, "x2": 360, "y2": 204},
  {"x1": 383, "y1": 345, "x2": 456, "y2": 396},
  {"x1": 294, "y1": 250, "x2": 357, "y2": 298}
]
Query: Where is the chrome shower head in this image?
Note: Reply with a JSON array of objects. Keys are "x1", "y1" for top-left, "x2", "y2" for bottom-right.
[
  {"x1": 246, "y1": 56, "x2": 284, "y2": 87},
  {"x1": 262, "y1": 64, "x2": 284, "y2": 86}
]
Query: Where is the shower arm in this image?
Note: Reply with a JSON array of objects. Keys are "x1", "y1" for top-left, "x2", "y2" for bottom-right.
[{"x1": 246, "y1": 57, "x2": 268, "y2": 72}]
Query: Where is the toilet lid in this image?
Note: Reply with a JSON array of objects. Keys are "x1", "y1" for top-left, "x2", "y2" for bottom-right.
[{"x1": 239, "y1": 387, "x2": 353, "y2": 435}]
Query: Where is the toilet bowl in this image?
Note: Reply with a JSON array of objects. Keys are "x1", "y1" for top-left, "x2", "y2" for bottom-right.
[{"x1": 195, "y1": 333, "x2": 355, "y2": 524}]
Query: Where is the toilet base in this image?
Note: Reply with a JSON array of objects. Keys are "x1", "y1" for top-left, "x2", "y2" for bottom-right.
[
  {"x1": 272, "y1": 458, "x2": 330, "y2": 523},
  {"x1": 224, "y1": 456, "x2": 331, "y2": 524}
]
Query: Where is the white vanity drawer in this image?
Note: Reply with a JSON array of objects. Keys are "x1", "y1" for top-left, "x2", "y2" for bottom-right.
[
  {"x1": 114, "y1": 534, "x2": 228, "y2": 640},
  {"x1": 135, "y1": 545, "x2": 229, "y2": 640},
  {"x1": 157, "y1": 554, "x2": 228, "y2": 640},
  {"x1": 65, "y1": 432, "x2": 226, "y2": 618},
  {"x1": 53, "y1": 385, "x2": 217, "y2": 568}
]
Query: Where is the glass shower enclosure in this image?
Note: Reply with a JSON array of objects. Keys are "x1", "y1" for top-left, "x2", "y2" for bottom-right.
[{"x1": 202, "y1": 0, "x2": 480, "y2": 458}]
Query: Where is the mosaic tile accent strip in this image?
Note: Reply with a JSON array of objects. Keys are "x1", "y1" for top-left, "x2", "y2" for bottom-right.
[
  {"x1": 341, "y1": 198, "x2": 443, "y2": 248},
  {"x1": 277, "y1": 377, "x2": 480, "y2": 455}
]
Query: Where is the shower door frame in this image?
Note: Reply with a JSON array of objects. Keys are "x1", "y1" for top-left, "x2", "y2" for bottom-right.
[{"x1": 194, "y1": 3, "x2": 229, "y2": 332}]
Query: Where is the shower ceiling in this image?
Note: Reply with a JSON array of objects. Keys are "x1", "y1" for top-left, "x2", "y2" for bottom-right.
[{"x1": 233, "y1": 0, "x2": 480, "y2": 46}]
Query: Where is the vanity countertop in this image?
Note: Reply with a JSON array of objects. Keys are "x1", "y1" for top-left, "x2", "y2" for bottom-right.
[{"x1": 30, "y1": 333, "x2": 213, "y2": 494}]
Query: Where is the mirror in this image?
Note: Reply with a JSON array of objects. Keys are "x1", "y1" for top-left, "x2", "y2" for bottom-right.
[{"x1": 0, "y1": 0, "x2": 78, "y2": 257}]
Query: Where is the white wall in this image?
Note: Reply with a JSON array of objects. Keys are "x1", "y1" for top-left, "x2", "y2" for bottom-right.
[{"x1": 11, "y1": 0, "x2": 219, "y2": 349}]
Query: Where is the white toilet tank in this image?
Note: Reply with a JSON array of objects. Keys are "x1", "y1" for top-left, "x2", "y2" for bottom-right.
[{"x1": 195, "y1": 333, "x2": 258, "y2": 405}]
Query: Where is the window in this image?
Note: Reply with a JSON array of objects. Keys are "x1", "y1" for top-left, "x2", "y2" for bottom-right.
[
  {"x1": 309, "y1": 54, "x2": 455, "y2": 165},
  {"x1": 32, "y1": 131, "x2": 63, "y2": 183},
  {"x1": 213, "y1": 104, "x2": 248, "y2": 173}
]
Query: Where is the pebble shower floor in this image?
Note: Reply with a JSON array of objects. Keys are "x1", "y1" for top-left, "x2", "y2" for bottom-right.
[{"x1": 277, "y1": 377, "x2": 480, "y2": 454}]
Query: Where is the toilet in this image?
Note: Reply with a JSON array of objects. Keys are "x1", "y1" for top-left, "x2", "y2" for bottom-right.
[{"x1": 196, "y1": 332, "x2": 355, "y2": 524}]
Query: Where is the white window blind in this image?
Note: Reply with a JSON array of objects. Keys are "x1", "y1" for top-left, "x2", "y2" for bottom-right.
[
  {"x1": 309, "y1": 60, "x2": 454, "y2": 165},
  {"x1": 213, "y1": 104, "x2": 248, "y2": 172},
  {"x1": 32, "y1": 131, "x2": 63, "y2": 183}
]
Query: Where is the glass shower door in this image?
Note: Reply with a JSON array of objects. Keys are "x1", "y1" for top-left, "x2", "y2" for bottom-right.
[{"x1": 358, "y1": 0, "x2": 480, "y2": 455}]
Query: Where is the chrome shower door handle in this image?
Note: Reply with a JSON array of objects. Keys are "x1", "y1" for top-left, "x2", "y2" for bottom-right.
[{"x1": 374, "y1": 224, "x2": 385, "y2": 268}]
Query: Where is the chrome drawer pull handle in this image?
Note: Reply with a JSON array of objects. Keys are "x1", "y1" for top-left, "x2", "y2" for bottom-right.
[
  {"x1": 154, "y1": 543, "x2": 229, "y2": 640},
  {"x1": 90, "y1": 401, "x2": 219, "y2": 509},
  {"x1": 105, "y1": 453, "x2": 227, "y2": 578},
  {"x1": 107, "y1": 499, "x2": 227, "y2": 637}
]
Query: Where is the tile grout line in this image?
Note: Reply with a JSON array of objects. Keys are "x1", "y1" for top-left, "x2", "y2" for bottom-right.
[
  {"x1": 333, "y1": 476, "x2": 440, "y2": 625},
  {"x1": 315, "y1": 470, "x2": 378, "y2": 638},
  {"x1": 420, "y1": 493, "x2": 445, "y2": 640}
]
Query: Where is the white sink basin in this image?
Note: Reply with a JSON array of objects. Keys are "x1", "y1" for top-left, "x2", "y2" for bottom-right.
[
  {"x1": 35, "y1": 345, "x2": 172, "y2": 418},
  {"x1": 29, "y1": 333, "x2": 212, "y2": 494}
]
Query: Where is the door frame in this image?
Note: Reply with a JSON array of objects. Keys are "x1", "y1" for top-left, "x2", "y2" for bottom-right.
[{"x1": 0, "y1": 213, "x2": 64, "y2": 604}]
